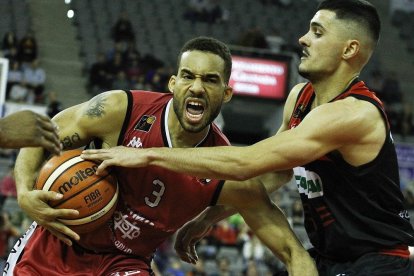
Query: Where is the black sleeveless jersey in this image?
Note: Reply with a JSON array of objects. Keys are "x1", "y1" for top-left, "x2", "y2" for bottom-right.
[{"x1": 288, "y1": 80, "x2": 414, "y2": 261}]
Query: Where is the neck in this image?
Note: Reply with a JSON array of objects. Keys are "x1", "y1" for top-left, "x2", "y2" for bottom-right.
[{"x1": 311, "y1": 72, "x2": 359, "y2": 107}]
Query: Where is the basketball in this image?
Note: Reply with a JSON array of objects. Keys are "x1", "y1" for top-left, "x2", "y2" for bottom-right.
[{"x1": 35, "y1": 149, "x2": 119, "y2": 234}]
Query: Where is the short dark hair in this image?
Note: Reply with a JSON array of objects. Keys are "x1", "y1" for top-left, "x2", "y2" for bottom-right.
[
  {"x1": 317, "y1": 0, "x2": 381, "y2": 43},
  {"x1": 177, "y1": 36, "x2": 232, "y2": 84}
]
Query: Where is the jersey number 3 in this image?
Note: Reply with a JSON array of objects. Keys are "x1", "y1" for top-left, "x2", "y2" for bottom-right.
[{"x1": 145, "y1": 179, "x2": 165, "y2": 207}]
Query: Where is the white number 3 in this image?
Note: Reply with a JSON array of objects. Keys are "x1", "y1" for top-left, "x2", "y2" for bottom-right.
[{"x1": 145, "y1": 179, "x2": 165, "y2": 207}]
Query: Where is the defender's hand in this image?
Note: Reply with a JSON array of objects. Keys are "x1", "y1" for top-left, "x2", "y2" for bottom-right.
[
  {"x1": 81, "y1": 146, "x2": 149, "y2": 175},
  {"x1": 0, "y1": 110, "x2": 61, "y2": 155}
]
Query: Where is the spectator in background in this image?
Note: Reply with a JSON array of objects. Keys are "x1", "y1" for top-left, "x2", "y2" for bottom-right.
[
  {"x1": 106, "y1": 41, "x2": 125, "y2": 63},
  {"x1": 123, "y1": 41, "x2": 140, "y2": 67},
  {"x1": 147, "y1": 68, "x2": 169, "y2": 92},
  {"x1": 23, "y1": 59, "x2": 46, "y2": 103},
  {"x1": 0, "y1": 212, "x2": 20, "y2": 272},
  {"x1": 4, "y1": 46, "x2": 20, "y2": 65},
  {"x1": 213, "y1": 256, "x2": 232, "y2": 276},
  {"x1": 266, "y1": 27, "x2": 286, "y2": 53},
  {"x1": 8, "y1": 82, "x2": 30, "y2": 103},
  {"x1": 381, "y1": 71, "x2": 403, "y2": 106},
  {"x1": 106, "y1": 52, "x2": 125, "y2": 89},
  {"x1": 111, "y1": 11, "x2": 135, "y2": 44},
  {"x1": 239, "y1": 226, "x2": 266, "y2": 264},
  {"x1": 183, "y1": 0, "x2": 224, "y2": 24},
  {"x1": 203, "y1": 0, "x2": 224, "y2": 24},
  {"x1": 366, "y1": 70, "x2": 384, "y2": 96},
  {"x1": 131, "y1": 74, "x2": 147, "y2": 90},
  {"x1": 88, "y1": 53, "x2": 112, "y2": 95},
  {"x1": 237, "y1": 27, "x2": 269, "y2": 49},
  {"x1": 183, "y1": 0, "x2": 208, "y2": 24},
  {"x1": 6, "y1": 61, "x2": 23, "y2": 99},
  {"x1": 399, "y1": 102, "x2": 413, "y2": 140},
  {"x1": 112, "y1": 71, "x2": 130, "y2": 91},
  {"x1": 0, "y1": 166, "x2": 17, "y2": 200},
  {"x1": 2, "y1": 31, "x2": 18, "y2": 57},
  {"x1": 125, "y1": 60, "x2": 142, "y2": 84},
  {"x1": 164, "y1": 257, "x2": 186, "y2": 276},
  {"x1": 211, "y1": 220, "x2": 238, "y2": 249},
  {"x1": 243, "y1": 259, "x2": 261, "y2": 276},
  {"x1": 187, "y1": 257, "x2": 207, "y2": 276},
  {"x1": 46, "y1": 91, "x2": 63, "y2": 118},
  {"x1": 18, "y1": 31, "x2": 38, "y2": 64}
]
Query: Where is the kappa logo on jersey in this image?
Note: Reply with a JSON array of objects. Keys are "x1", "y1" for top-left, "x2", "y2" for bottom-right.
[
  {"x1": 197, "y1": 178, "x2": 212, "y2": 185},
  {"x1": 127, "y1": 136, "x2": 143, "y2": 148},
  {"x1": 134, "y1": 115, "x2": 156, "y2": 132},
  {"x1": 293, "y1": 167, "x2": 324, "y2": 198}
]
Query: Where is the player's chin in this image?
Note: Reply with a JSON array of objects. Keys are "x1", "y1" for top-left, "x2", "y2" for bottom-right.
[{"x1": 182, "y1": 119, "x2": 209, "y2": 133}]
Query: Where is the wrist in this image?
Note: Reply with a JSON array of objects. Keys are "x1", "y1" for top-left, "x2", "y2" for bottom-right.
[
  {"x1": 17, "y1": 189, "x2": 30, "y2": 208},
  {"x1": 145, "y1": 148, "x2": 160, "y2": 166}
]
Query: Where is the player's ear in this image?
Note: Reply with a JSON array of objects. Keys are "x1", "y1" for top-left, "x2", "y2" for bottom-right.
[
  {"x1": 168, "y1": 75, "x2": 177, "y2": 93},
  {"x1": 223, "y1": 85, "x2": 233, "y2": 103},
  {"x1": 343, "y1": 40, "x2": 359, "y2": 60}
]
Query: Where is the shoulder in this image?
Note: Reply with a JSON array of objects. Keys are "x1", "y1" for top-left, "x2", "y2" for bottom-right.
[
  {"x1": 285, "y1": 83, "x2": 307, "y2": 108},
  {"x1": 210, "y1": 124, "x2": 231, "y2": 146},
  {"x1": 55, "y1": 90, "x2": 128, "y2": 130},
  {"x1": 281, "y1": 82, "x2": 307, "y2": 124},
  {"x1": 304, "y1": 97, "x2": 383, "y2": 143},
  {"x1": 129, "y1": 90, "x2": 173, "y2": 105},
  {"x1": 89, "y1": 90, "x2": 128, "y2": 106}
]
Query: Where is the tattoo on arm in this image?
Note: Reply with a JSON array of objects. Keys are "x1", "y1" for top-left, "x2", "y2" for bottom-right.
[
  {"x1": 85, "y1": 95, "x2": 106, "y2": 118},
  {"x1": 61, "y1": 133, "x2": 81, "y2": 150}
]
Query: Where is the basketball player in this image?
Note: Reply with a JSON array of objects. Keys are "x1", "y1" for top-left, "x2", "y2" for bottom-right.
[
  {"x1": 82, "y1": 1, "x2": 414, "y2": 275},
  {"x1": 0, "y1": 110, "x2": 60, "y2": 154},
  {"x1": 7, "y1": 37, "x2": 316, "y2": 275}
]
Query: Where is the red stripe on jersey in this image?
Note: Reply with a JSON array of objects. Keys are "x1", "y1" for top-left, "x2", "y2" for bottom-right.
[{"x1": 380, "y1": 245, "x2": 410, "y2": 259}]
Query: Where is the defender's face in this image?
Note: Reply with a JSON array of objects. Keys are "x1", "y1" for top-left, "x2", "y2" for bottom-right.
[
  {"x1": 298, "y1": 10, "x2": 346, "y2": 80},
  {"x1": 169, "y1": 50, "x2": 231, "y2": 133}
]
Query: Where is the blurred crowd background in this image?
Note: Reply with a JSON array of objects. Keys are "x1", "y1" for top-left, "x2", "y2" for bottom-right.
[{"x1": 1, "y1": 0, "x2": 414, "y2": 275}]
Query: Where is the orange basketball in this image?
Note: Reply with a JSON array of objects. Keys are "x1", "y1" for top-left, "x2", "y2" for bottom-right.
[{"x1": 35, "y1": 149, "x2": 118, "y2": 234}]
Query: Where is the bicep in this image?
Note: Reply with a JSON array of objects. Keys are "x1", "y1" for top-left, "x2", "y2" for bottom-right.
[
  {"x1": 53, "y1": 103, "x2": 94, "y2": 150},
  {"x1": 247, "y1": 102, "x2": 365, "y2": 173},
  {"x1": 53, "y1": 91, "x2": 127, "y2": 150}
]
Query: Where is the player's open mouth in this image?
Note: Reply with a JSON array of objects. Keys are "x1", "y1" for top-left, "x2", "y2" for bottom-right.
[
  {"x1": 185, "y1": 99, "x2": 205, "y2": 123},
  {"x1": 301, "y1": 50, "x2": 309, "y2": 59}
]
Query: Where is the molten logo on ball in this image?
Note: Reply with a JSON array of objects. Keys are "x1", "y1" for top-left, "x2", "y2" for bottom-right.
[{"x1": 57, "y1": 165, "x2": 98, "y2": 194}]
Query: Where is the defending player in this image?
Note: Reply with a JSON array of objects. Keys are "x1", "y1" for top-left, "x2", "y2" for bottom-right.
[{"x1": 82, "y1": 1, "x2": 414, "y2": 275}]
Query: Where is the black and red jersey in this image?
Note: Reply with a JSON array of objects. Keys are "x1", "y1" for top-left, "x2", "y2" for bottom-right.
[{"x1": 289, "y1": 80, "x2": 414, "y2": 261}]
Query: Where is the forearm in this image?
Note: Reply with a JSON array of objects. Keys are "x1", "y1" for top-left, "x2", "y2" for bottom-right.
[
  {"x1": 226, "y1": 180, "x2": 314, "y2": 274},
  {"x1": 15, "y1": 147, "x2": 45, "y2": 196},
  {"x1": 240, "y1": 201, "x2": 315, "y2": 275},
  {"x1": 148, "y1": 146, "x2": 257, "y2": 181}
]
